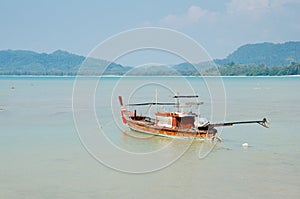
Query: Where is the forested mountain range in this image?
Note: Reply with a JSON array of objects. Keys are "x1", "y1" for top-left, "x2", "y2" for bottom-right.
[
  {"x1": 0, "y1": 41, "x2": 299, "y2": 76},
  {"x1": 215, "y1": 41, "x2": 300, "y2": 66}
]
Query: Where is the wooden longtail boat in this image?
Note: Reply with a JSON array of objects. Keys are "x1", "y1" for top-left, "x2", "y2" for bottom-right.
[{"x1": 118, "y1": 95, "x2": 268, "y2": 141}]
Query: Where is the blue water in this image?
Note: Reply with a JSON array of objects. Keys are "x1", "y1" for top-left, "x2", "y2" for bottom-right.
[{"x1": 0, "y1": 76, "x2": 299, "y2": 198}]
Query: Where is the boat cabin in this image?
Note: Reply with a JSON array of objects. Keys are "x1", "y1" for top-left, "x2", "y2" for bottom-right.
[{"x1": 155, "y1": 111, "x2": 195, "y2": 129}]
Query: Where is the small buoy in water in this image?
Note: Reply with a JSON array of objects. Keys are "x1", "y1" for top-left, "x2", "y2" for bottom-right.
[
  {"x1": 11, "y1": 86, "x2": 15, "y2": 90},
  {"x1": 242, "y1": 143, "x2": 249, "y2": 148}
]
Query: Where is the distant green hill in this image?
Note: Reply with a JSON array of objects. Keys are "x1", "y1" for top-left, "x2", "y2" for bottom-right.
[
  {"x1": 215, "y1": 41, "x2": 300, "y2": 66},
  {"x1": 0, "y1": 50, "x2": 83, "y2": 75},
  {"x1": 0, "y1": 50, "x2": 130, "y2": 75}
]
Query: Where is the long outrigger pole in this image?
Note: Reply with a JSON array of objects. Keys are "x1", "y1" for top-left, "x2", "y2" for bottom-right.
[
  {"x1": 127, "y1": 102, "x2": 177, "y2": 106},
  {"x1": 127, "y1": 95, "x2": 202, "y2": 107},
  {"x1": 210, "y1": 118, "x2": 269, "y2": 128}
]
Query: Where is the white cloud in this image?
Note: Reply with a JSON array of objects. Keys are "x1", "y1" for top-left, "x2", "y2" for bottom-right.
[
  {"x1": 272, "y1": 0, "x2": 300, "y2": 6},
  {"x1": 160, "y1": 5, "x2": 217, "y2": 27},
  {"x1": 270, "y1": 0, "x2": 300, "y2": 11},
  {"x1": 227, "y1": 0, "x2": 271, "y2": 17},
  {"x1": 186, "y1": 6, "x2": 209, "y2": 23},
  {"x1": 226, "y1": 0, "x2": 300, "y2": 18}
]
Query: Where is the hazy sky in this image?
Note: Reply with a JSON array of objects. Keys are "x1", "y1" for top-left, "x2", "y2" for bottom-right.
[{"x1": 0, "y1": 0, "x2": 299, "y2": 62}]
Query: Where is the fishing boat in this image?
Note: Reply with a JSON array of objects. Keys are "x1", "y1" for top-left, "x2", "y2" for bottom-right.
[{"x1": 118, "y1": 95, "x2": 268, "y2": 141}]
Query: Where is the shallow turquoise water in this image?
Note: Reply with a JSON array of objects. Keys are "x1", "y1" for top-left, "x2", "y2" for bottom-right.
[{"x1": 0, "y1": 76, "x2": 299, "y2": 198}]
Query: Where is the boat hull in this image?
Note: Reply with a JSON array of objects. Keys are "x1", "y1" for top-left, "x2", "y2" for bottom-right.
[{"x1": 126, "y1": 119, "x2": 218, "y2": 140}]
